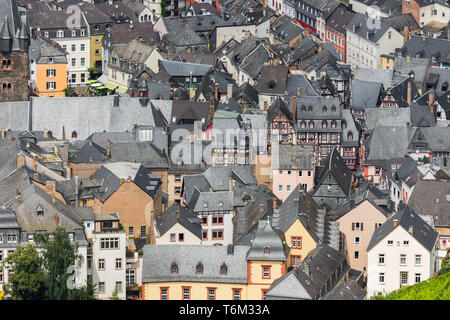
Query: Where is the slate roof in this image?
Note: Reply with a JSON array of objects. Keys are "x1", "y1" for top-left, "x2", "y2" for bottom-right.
[
  {"x1": 92, "y1": 162, "x2": 162, "y2": 201},
  {"x1": 141, "y1": 244, "x2": 249, "y2": 283},
  {"x1": 367, "y1": 205, "x2": 438, "y2": 252},
  {"x1": 246, "y1": 219, "x2": 288, "y2": 261},
  {"x1": 350, "y1": 80, "x2": 382, "y2": 110},
  {"x1": 108, "y1": 22, "x2": 159, "y2": 46},
  {"x1": 272, "y1": 144, "x2": 315, "y2": 170},
  {"x1": 290, "y1": 36, "x2": 318, "y2": 64},
  {"x1": 0, "y1": 206, "x2": 19, "y2": 229},
  {"x1": 315, "y1": 148, "x2": 353, "y2": 197},
  {"x1": 30, "y1": 34, "x2": 67, "y2": 64},
  {"x1": 365, "y1": 108, "x2": 411, "y2": 133},
  {"x1": 110, "y1": 141, "x2": 169, "y2": 169},
  {"x1": 322, "y1": 279, "x2": 366, "y2": 300},
  {"x1": 285, "y1": 74, "x2": 319, "y2": 98},
  {"x1": 346, "y1": 13, "x2": 393, "y2": 43},
  {"x1": 239, "y1": 43, "x2": 271, "y2": 79},
  {"x1": 266, "y1": 245, "x2": 349, "y2": 300},
  {"x1": 30, "y1": 97, "x2": 172, "y2": 141},
  {"x1": 272, "y1": 184, "x2": 320, "y2": 243},
  {"x1": 399, "y1": 36, "x2": 450, "y2": 65},
  {"x1": 409, "y1": 101, "x2": 436, "y2": 127},
  {"x1": 325, "y1": 6, "x2": 355, "y2": 35},
  {"x1": 354, "y1": 68, "x2": 394, "y2": 89},
  {"x1": 171, "y1": 101, "x2": 211, "y2": 124},
  {"x1": 271, "y1": 15, "x2": 304, "y2": 43},
  {"x1": 382, "y1": 14, "x2": 419, "y2": 32},
  {"x1": 159, "y1": 60, "x2": 213, "y2": 77},
  {"x1": 367, "y1": 126, "x2": 414, "y2": 161},
  {"x1": 156, "y1": 203, "x2": 202, "y2": 240},
  {"x1": 408, "y1": 180, "x2": 450, "y2": 227},
  {"x1": 256, "y1": 65, "x2": 289, "y2": 95},
  {"x1": 69, "y1": 140, "x2": 109, "y2": 163}
]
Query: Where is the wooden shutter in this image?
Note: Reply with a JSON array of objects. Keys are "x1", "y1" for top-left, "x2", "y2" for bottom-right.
[
  {"x1": 352, "y1": 223, "x2": 355, "y2": 231},
  {"x1": 361, "y1": 223, "x2": 364, "y2": 231}
]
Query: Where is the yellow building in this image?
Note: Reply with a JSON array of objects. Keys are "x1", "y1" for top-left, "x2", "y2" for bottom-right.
[
  {"x1": 31, "y1": 35, "x2": 67, "y2": 97},
  {"x1": 90, "y1": 34, "x2": 103, "y2": 69},
  {"x1": 272, "y1": 184, "x2": 319, "y2": 268},
  {"x1": 142, "y1": 219, "x2": 288, "y2": 300},
  {"x1": 380, "y1": 54, "x2": 395, "y2": 70}
]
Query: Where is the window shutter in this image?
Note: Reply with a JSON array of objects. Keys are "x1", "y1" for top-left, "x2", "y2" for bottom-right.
[
  {"x1": 375, "y1": 223, "x2": 377, "y2": 229},
  {"x1": 53, "y1": 69, "x2": 56, "y2": 77},
  {"x1": 361, "y1": 223, "x2": 364, "y2": 231},
  {"x1": 46, "y1": 69, "x2": 49, "y2": 77},
  {"x1": 352, "y1": 223, "x2": 355, "y2": 231}
]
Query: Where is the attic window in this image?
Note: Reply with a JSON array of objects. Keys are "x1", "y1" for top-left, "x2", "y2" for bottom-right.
[
  {"x1": 308, "y1": 106, "x2": 313, "y2": 112},
  {"x1": 264, "y1": 246, "x2": 270, "y2": 254},
  {"x1": 341, "y1": 121, "x2": 347, "y2": 129},
  {"x1": 301, "y1": 106, "x2": 306, "y2": 112},
  {"x1": 322, "y1": 106, "x2": 327, "y2": 112},
  {"x1": 220, "y1": 264, "x2": 227, "y2": 275},
  {"x1": 196, "y1": 263, "x2": 203, "y2": 274},
  {"x1": 36, "y1": 205, "x2": 44, "y2": 216},
  {"x1": 331, "y1": 106, "x2": 336, "y2": 112},
  {"x1": 268, "y1": 79, "x2": 276, "y2": 89},
  {"x1": 71, "y1": 131, "x2": 77, "y2": 139},
  {"x1": 309, "y1": 121, "x2": 314, "y2": 129},
  {"x1": 347, "y1": 132, "x2": 353, "y2": 140},
  {"x1": 171, "y1": 263, "x2": 178, "y2": 274}
]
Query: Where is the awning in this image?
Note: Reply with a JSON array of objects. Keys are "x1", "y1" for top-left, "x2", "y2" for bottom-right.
[
  {"x1": 97, "y1": 74, "x2": 108, "y2": 85},
  {"x1": 105, "y1": 82, "x2": 118, "y2": 90},
  {"x1": 117, "y1": 86, "x2": 128, "y2": 94}
]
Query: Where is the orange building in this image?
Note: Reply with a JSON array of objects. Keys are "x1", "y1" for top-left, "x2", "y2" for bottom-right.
[{"x1": 31, "y1": 35, "x2": 67, "y2": 97}]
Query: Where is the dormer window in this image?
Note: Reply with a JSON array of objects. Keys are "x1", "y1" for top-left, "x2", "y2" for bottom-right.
[
  {"x1": 48, "y1": 57, "x2": 54, "y2": 63},
  {"x1": 196, "y1": 263, "x2": 203, "y2": 274},
  {"x1": 322, "y1": 106, "x2": 327, "y2": 112},
  {"x1": 56, "y1": 30, "x2": 64, "y2": 38},
  {"x1": 36, "y1": 205, "x2": 44, "y2": 216},
  {"x1": 171, "y1": 263, "x2": 178, "y2": 274},
  {"x1": 264, "y1": 246, "x2": 270, "y2": 254},
  {"x1": 220, "y1": 264, "x2": 227, "y2": 275},
  {"x1": 322, "y1": 120, "x2": 327, "y2": 128},
  {"x1": 331, "y1": 120, "x2": 337, "y2": 128},
  {"x1": 331, "y1": 106, "x2": 336, "y2": 112},
  {"x1": 80, "y1": 29, "x2": 85, "y2": 36},
  {"x1": 342, "y1": 121, "x2": 347, "y2": 129},
  {"x1": 72, "y1": 30, "x2": 76, "y2": 37},
  {"x1": 309, "y1": 121, "x2": 314, "y2": 128},
  {"x1": 308, "y1": 106, "x2": 313, "y2": 112},
  {"x1": 348, "y1": 131, "x2": 353, "y2": 140},
  {"x1": 301, "y1": 106, "x2": 306, "y2": 112},
  {"x1": 300, "y1": 121, "x2": 306, "y2": 128}
]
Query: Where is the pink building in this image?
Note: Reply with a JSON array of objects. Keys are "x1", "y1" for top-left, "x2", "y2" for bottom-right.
[
  {"x1": 336, "y1": 183, "x2": 392, "y2": 272},
  {"x1": 272, "y1": 145, "x2": 315, "y2": 201}
]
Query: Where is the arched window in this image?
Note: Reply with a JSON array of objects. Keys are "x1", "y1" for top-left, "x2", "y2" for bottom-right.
[
  {"x1": 322, "y1": 120, "x2": 327, "y2": 128},
  {"x1": 301, "y1": 105, "x2": 306, "y2": 112},
  {"x1": 331, "y1": 120, "x2": 337, "y2": 128},
  {"x1": 171, "y1": 263, "x2": 178, "y2": 274},
  {"x1": 308, "y1": 106, "x2": 313, "y2": 112},
  {"x1": 71, "y1": 131, "x2": 77, "y2": 138},
  {"x1": 264, "y1": 246, "x2": 270, "y2": 254},
  {"x1": 196, "y1": 263, "x2": 203, "y2": 274},
  {"x1": 342, "y1": 121, "x2": 347, "y2": 129},
  {"x1": 300, "y1": 121, "x2": 306, "y2": 128},
  {"x1": 220, "y1": 264, "x2": 227, "y2": 275},
  {"x1": 331, "y1": 106, "x2": 336, "y2": 112},
  {"x1": 309, "y1": 121, "x2": 314, "y2": 128},
  {"x1": 347, "y1": 131, "x2": 353, "y2": 140},
  {"x1": 322, "y1": 106, "x2": 327, "y2": 112},
  {"x1": 7, "y1": 83, "x2": 12, "y2": 93}
]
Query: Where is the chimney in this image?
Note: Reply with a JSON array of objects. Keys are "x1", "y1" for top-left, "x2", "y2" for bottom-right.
[
  {"x1": 74, "y1": 175, "x2": 79, "y2": 207},
  {"x1": 62, "y1": 126, "x2": 66, "y2": 140},
  {"x1": 16, "y1": 188, "x2": 21, "y2": 204},
  {"x1": 422, "y1": 35, "x2": 426, "y2": 42},
  {"x1": 54, "y1": 214, "x2": 59, "y2": 226},
  {"x1": 352, "y1": 25, "x2": 356, "y2": 32},
  {"x1": 272, "y1": 199, "x2": 277, "y2": 209},
  {"x1": 227, "y1": 83, "x2": 233, "y2": 100},
  {"x1": 214, "y1": 84, "x2": 219, "y2": 101},
  {"x1": 177, "y1": 213, "x2": 181, "y2": 221},
  {"x1": 264, "y1": 101, "x2": 268, "y2": 111},
  {"x1": 33, "y1": 156, "x2": 36, "y2": 171},
  {"x1": 393, "y1": 219, "x2": 398, "y2": 227},
  {"x1": 106, "y1": 139, "x2": 111, "y2": 157},
  {"x1": 407, "y1": 80, "x2": 412, "y2": 105},
  {"x1": 429, "y1": 88, "x2": 435, "y2": 112},
  {"x1": 45, "y1": 180, "x2": 56, "y2": 197},
  {"x1": 43, "y1": 129, "x2": 48, "y2": 138},
  {"x1": 189, "y1": 86, "x2": 196, "y2": 101},
  {"x1": 52, "y1": 40, "x2": 54, "y2": 47},
  {"x1": 16, "y1": 154, "x2": 25, "y2": 168},
  {"x1": 408, "y1": 226, "x2": 413, "y2": 234},
  {"x1": 302, "y1": 259, "x2": 310, "y2": 275},
  {"x1": 229, "y1": 178, "x2": 233, "y2": 191},
  {"x1": 292, "y1": 96, "x2": 296, "y2": 121},
  {"x1": 259, "y1": 203, "x2": 264, "y2": 213},
  {"x1": 1, "y1": 125, "x2": 4, "y2": 140},
  {"x1": 297, "y1": 86, "x2": 301, "y2": 97},
  {"x1": 406, "y1": 55, "x2": 411, "y2": 63}
]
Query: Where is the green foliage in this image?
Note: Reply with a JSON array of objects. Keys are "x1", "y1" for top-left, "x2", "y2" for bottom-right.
[
  {"x1": 0, "y1": 245, "x2": 45, "y2": 300},
  {"x1": 380, "y1": 269, "x2": 450, "y2": 300},
  {"x1": 63, "y1": 87, "x2": 71, "y2": 97},
  {"x1": 34, "y1": 227, "x2": 94, "y2": 300},
  {"x1": 161, "y1": 0, "x2": 167, "y2": 17},
  {"x1": 109, "y1": 289, "x2": 120, "y2": 300}
]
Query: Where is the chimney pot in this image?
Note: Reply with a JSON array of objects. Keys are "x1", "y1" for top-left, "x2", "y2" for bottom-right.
[
  {"x1": 393, "y1": 219, "x2": 398, "y2": 227},
  {"x1": 106, "y1": 139, "x2": 111, "y2": 157},
  {"x1": 1, "y1": 125, "x2": 4, "y2": 140},
  {"x1": 54, "y1": 214, "x2": 59, "y2": 226},
  {"x1": 259, "y1": 203, "x2": 264, "y2": 213}
]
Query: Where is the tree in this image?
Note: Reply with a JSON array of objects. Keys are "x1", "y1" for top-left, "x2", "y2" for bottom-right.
[
  {"x1": 0, "y1": 244, "x2": 45, "y2": 300},
  {"x1": 109, "y1": 289, "x2": 120, "y2": 300},
  {"x1": 35, "y1": 227, "x2": 94, "y2": 300}
]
